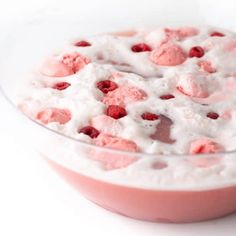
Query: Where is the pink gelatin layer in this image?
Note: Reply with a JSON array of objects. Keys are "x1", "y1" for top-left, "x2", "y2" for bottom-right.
[{"x1": 45, "y1": 157, "x2": 236, "y2": 223}]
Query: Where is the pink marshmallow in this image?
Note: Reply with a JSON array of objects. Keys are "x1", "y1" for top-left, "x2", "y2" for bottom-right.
[
  {"x1": 189, "y1": 156, "x2": 221, "y2": 168},
  {"x1": 198, "y1": 61, "x2": 216, "y2": 73},
  {"x1": 165, "y1": 27, "x2": 198, "y2": 40},
  {"x1": 91, "y1": 115, "x2": 122, "y2": 136},
  {"x1": 189, "y1": 139, "x2": 224, "y2": 154},
  {"x1": 150, "y1": 43, "x2": 186, "y2": 66},
  {"x1": 92, "y1": 134, "x2": 138, "y2": 170},
  {"x1": 176, "y1": 73, "x2": 209, "y2": 98},
  {"x1": 224, "y1": 38, "x2": 236, "y2": 51},
  {"x1": 113, "y1": 30, "x2": 137, "y2": 37},
  {"x1": 103, "y1": 86, "x2": 147, "y2": 106},
  {"x1": 61, "y1": 52, "x2": 90, "y2": 73},
  {"x1": 36, "y1": 108, "x2": 71, "y2": 124},
  {"x1": 40, "y1": 52, "x2": 90, "y2": 77},
  {"x1": 40, "y1": 59, "x2": 74, "y2": 77}
]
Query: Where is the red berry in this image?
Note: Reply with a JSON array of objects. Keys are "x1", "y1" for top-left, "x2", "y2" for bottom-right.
[
  {"x1": 160, "y1": 94, "x2": 175, "y2": 100},
  {"x1": 97, "y1": 80, "x2": 118, "y2": 94},
  {"x1": 74, "y1": 40, "x2": 91, "y2": 47},
  {"x1": 210, "y1": 32, "x2": 225, "y2": 37},
  {"x1": 141, "y1": 112, "x2": 159, "y2": 121},
  {"x1": 106, "y1": 105, "x2": 127, "y2": 119},
  {"x1": 189, "y1": 46, "x2": 205, "y2": 58},
  {"x1": 207, "y1": 112, "x2": 219, "y2": 120},
  {"x1": 53, "y1": 82, "x2": 71, "y2": 90},
  {"x1": 79, "y1": 126, "x2": 100, "y2": 138},
  {"x1": 131, "y1": 43, "x2": 152, "y2": 53}
]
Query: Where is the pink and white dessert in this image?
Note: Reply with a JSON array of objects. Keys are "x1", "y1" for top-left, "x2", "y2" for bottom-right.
[{"x1": 17, "y1": 26, "x2": 236, "y2": 222}]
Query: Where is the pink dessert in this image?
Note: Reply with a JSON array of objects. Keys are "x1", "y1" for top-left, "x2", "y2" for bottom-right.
[{"x1": 17, "y1": 26, "x2": 236, "y2": 222}]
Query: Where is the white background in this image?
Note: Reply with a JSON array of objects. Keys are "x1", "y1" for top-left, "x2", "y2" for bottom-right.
[{"x1": 1, "y1": 0, "x2": 236, "y2": 235}]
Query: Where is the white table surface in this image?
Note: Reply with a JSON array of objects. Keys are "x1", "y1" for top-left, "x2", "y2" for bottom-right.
[{"x1": 1, "y1": 1, "x2": 236, "y2": 235}]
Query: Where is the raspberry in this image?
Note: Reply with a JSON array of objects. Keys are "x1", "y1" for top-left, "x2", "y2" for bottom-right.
[
  {"x1": 74, "y1": 40, "x2": 91, "y2": 47},
  {"x1": 141, "y1": 112, "x2": 159, "y2": 121},
  {"x1": 189, "y1": 46, "x2": 205, "y2": 58},
  {"x1": 131, "y1": 43, "x2": 152, "y2": 52},
  {"x1": 97, "y1": 80, "x2": 118, "y2": 94},
  {"x1": 106, "y1": 105, "x2": 127, "y2": 119},
  {"x1": 79, "y1": 126, "x2": 100, "y2": 138},
  {"x1": 52, "y1": 82, "x2": 71, "y2": 90},
  {"x1": 207, "y1": 112, "x2": 219, "y2": 120},
  {"x1": 210, "y1": 32, "x2": 225, "y2": 37},
  {"x1": 160, "y1": 94, "x2": 175, "y2": 100}
]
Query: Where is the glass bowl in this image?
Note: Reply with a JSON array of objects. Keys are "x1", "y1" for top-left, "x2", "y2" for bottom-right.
[{"x1": 1, "y1": 0, "x2": 236, "y2": 223}]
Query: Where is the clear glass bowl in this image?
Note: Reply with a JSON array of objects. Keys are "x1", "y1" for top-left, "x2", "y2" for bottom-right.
[{"x1": 1, "y1": 0, "x2": 236, "y2": 223}]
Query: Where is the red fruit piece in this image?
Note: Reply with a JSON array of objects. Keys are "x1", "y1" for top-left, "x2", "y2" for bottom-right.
[
  {"x1": 141, "y1": 112, "x2": 159, "y2": 121},
  {"x1": 210, "y1": 32, "x2": 225, "y2": 37},
  {"x1": 150, "y1": 115, "x2": 175, "y2": 144},
  {"x1": 189, "y1": 46, "x2": 205, "y2": 58},
  {"x1": 106, "y1": 105, "x2": 127, "y2": 119},
  {"x1": 160, "y1": 94, "x2": 175, "y2": 100},
  {"x1": 131, "y1": 43, "x2": 152, "y2": 52},
  {"x1": 97, "y1": 80, "x2": 118, "y2": 94},
  {"x1": 207, "y1": 112, "x2": 219, "y2": 120},
  {"x1": 37, "y1": 108, "x2": 71, "y2": 124},
  {"x1": 52, "y1": 82, "x2": 71, "y2": 90},
  {"x1": 74, "y1": 40, "x2": 91, "y2": 47},
  {"x1": 79, "y1": 126, "x2": 100, "y2": 139}
]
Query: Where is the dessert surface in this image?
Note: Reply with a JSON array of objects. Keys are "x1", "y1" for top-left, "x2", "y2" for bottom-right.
[
  {"x1": 16, "y1": 26, "x2": 236, "y2": 188},
  {"x1": 19, "y1": 26, "x2": 236, "y2": 155}
]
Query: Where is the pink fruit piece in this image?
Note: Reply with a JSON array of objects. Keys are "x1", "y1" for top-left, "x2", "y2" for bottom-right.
[
  {"x1": 198, "y1": 61, "x2": 216, "y2": 73},
  {"x1": 176, "y1": 73, "x2": 209, "y2": 98},
  {"x1": 91, "y1": 115, "x2": 122, "y2": 136},
  {"x1": 150, "y1": 115, "x2": 176, "y2": 144},
  {"x1": 37, "y1": 108, "x2": 71, "y2": 124},
  {"x1": 92, "y1": 134, "x2": 139, "y2": 170},
  {"x1": 103, "y1": 86, "x2": 147, "y2": 106},
  {"x1": 189, "y1": 139, "x2": 224, "y2": 154},
  {"x1": 150, "y1": 43, "x2": 186, "y2": 66}
]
